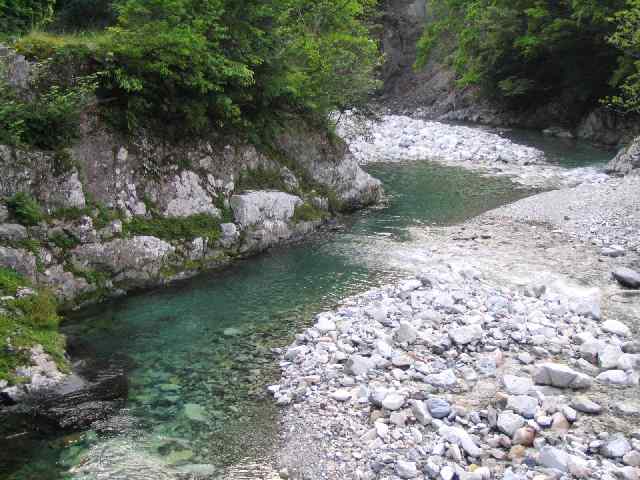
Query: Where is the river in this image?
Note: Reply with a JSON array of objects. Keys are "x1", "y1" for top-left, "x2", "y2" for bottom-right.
[{"x1": 0, "y1": 130, "x2": 612, "y2": 479}]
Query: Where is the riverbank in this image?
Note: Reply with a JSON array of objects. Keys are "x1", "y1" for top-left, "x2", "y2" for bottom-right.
[
  {"x1": 273, "y1": 170, "x2": 640, "y2": 479},
  {"x1": 337, "y1": 114, "x2": 612, "y2": 189}
]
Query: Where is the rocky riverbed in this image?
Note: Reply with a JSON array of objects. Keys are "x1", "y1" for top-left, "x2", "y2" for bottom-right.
[
  {"x1": 271, "y1": 137, "x2": 640, "y2": 479},
  {"x1": 338, "y1": 114, "x2": 610, "y2": 188}
]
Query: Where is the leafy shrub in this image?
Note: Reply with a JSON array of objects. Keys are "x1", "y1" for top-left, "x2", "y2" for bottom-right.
[
  {"x1": 124, "y1": 213, "x2": 222, "y2": 242},
  {"x1": 0, "y1": 268, "x2": 27, "y2": 295},
  {"x1": 51, "y1": 0, "x2": 117, "y2": 32},
  {"x1": 237, "y1": 167, "x2": 289, "y2": 192},
  {"x1": 0, "y1": 77, "x2": 89, "y2": 150},
  {"x1": 0, "y1": 0, "x2": 55, "y2": 36},
  {"x1": 415, "y1": 0, "x2": 626, "y2": 113},
  {"x1": 49, "y1": 231, "x2": 79, "y2": 250},
  {"x1": 607, "y1": 0, "x2": 640, "y2": 114},
  {"x1": 292, "y1": 203, "x2": 327, "y2": 223},
  {"x1": 11, "y1": 290, "x2": 59, "y2": 329},
  {"x1": 7, "y1": 192, "x2": 44, "y2": 226}
]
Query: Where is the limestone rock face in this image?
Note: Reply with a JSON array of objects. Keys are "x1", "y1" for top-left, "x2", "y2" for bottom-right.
[
  {"x1": 273, "y1": 127, "x2": 382, "y2": 210},
  {"x1": 151, "y1": 170, "x2": 219, "y2": 218},
  {"x1": 0, "y1": 246, "x2": 37, "y2": 280},
  {"x1": 607, "y1": 136, "x2": 640, "y2": 175},
  {"x1": 71, "y1": 236, "x2": 174, "y2": 287},
  {"x1": 231, "y1": 191, "x2": 302, "y2": 227}
]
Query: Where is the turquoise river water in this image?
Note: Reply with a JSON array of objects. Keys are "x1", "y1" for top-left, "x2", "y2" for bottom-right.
[{"x1": 0, "y1": 132, "x2": 613, "y2": 479}]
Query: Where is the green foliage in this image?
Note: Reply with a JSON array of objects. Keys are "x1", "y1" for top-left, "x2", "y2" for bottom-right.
[
  {"x1": 416, "y1": 0, "x2": 628, "y2": 113},
  {"x1": 607, "y1": 0, "x2": 640, "y2": 113},
  {"x1": 49, "y1": 231, "x2": 80, "y2": 250},
  {"x1": 292, "y1": 202, "x2": 327, "y2": 223},
  {"x1": 7, "y1": 192, "x2": 44, "y2": 226},
  {"x1": 124, "y1": 213, "x2": 222, "y2": 242},
  {"x1": 237, "y1": 166, "x2": 290, "y2": 192},
  {"x1": 0, "y1": 269, "x2": 66, "y2": 384},
  {"x1": 0, "y1": 267, "x2": 27, "y2": 296},
  {"x1": 10, "y1": 290, "x2": 59, "y2": 329},
  {"x1": 10, "y1": 0, "x2": 381, "y2": 139},
  {"x1": 0, "y1": 70, "x2": 92, "y2": 150},
  {"x1": 0, "y1": 0, "x2": 55, "y2": 36},
  {"x1": 50, "y1": 0, "x2": 117, "y2": 31}
]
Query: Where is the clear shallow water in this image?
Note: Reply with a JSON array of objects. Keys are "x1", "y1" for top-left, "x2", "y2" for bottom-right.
[{"x1": 0, "y1": 136, "x2": 610, "y2": 479}]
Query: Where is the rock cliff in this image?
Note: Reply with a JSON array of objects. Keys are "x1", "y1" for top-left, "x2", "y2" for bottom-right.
[{"x1": 378, "y1": 1, "x2": 640, "y2": 146}]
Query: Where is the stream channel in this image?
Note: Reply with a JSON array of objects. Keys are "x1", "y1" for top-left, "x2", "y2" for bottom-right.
[{"x1": 0, "y1": 130, "x2": 613, "y2": 479}]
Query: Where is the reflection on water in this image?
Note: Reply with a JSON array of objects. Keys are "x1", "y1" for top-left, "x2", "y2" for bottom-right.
[{"x1": 0, "y1": 141, "x2": 607, "y2": 478}]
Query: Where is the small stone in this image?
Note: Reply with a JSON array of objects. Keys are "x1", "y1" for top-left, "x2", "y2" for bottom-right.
[
  {"x1": 506, "y1": 395, "x2": 538, "y2": 419},
  {"x1": 410, "y1": 400, "x2": 431, "y2": 425},
  {"x1": 513, "y1": 427, "x2": 536, "y2": 447},
  {"x1": 382, "y1": 393, "x2": 406, "y2": 411},
  {"x1": 345, "y1": 355, "x2": 375, "y2": 377},
  {"x1": 449, "y1": 325, "x2": 483, "y2": 345},
  {"x1": 315, "y1": 315, "x2": 336, "y2": 333},
  {"x1": 330, "y1": 389, "x2": 351, "y2": 402},
  {"x1": 600, "y1": 344, "x2": 625, "y2": 369},
  {"x1": 503, "y1": 375, "x2": 533, "y2": 395},
  {"x1": 624, "y1": 451, "x2": 640, "y2": 467},
  {"x1": 427, "y1": 398, "x2": 451, "y2": 419},
  {"x1": 597, "y1": 370, "x2": 633, "y2": 386},
  {"x1": 601, "y1": 434, "x2": 632, "y2": 458},
  {"x1": 533, "y1": 363, "x2": 592, "y2": 389},
  {"x1": 395, "y1": 460, "x2": 418, "y2": 479},
  {"x1": 395, "y1": 322, "x2": 418, "y2": 344},
  {"x1": 538, "y1": 446, "x2": 569, "y2": 472},
  {"x1": 613, "y1": 268, "x2": 640, "y2": 289},
  {"x1": 439, "y1": 425, "x2": 483, "y2": 457},
  {"x1": 551, "y1": 412, "x2": 570, "y2": 432},
  {"x1": 602, "y1": 320, "x2": 632, "y2": 337},
  {"x1": 571, "y1": 396, "x2": 602, "y2": 414},
  {"x1": 497, "y1": 411, "x2": 525, "y2": 437},
  {"x1": 425, "y1": 369, "x2": 458, "y2": 388}
]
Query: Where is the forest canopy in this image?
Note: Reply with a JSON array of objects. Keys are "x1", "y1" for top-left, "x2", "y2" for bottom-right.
[
  {"x1": 1, "y1": 0, "x2": 381, "y2": 140},
  {"x1": 416, "y1": 0, "x2": 640, "y2": 115}
]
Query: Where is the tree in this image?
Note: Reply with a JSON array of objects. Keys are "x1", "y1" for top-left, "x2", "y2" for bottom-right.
[{"x1": 608, "y1": 0, "x2": 640, "y2": 113}]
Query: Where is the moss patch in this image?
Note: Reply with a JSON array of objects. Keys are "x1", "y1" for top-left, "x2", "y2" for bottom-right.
[
  {"x1": 124, "y1": 213, "x2": 222, "y2": 243},
  {"x1": 0, "y1": 268, "x2": 67, "y2": 385},
  {"x1": 292, "y1": 203, "x2": 327, "y2": 224}
]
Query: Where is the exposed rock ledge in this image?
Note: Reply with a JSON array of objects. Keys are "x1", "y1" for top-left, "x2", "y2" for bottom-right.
[
  {"x1": 607, "y1": 136, "x2": 640, "y2": 176},
  {"x1": 0, "y1": 116, "x2": 382, "y2": 399}
]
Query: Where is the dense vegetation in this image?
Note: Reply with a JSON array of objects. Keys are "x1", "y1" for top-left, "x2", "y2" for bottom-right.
[
  {"x1": 416, "y1": 0, "x2": 640, "y2": 116},
  {"x1": 0, "y1": 267, "x2": 66, "y2": 385},
  {"x1": 0, "y1": 0, "x2": 381, "y2": 147}
]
